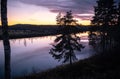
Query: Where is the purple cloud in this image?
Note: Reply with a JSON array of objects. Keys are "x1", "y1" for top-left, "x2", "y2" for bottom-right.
[
  {"x1": 15, "y1": 0, "x2": 97, "y2": 20},
  {"x1": 74, "y1": 14, "x2": 94, "y2": 20},
  {"x1": 9, "y1": 0, "x2": 120, "y2": 21},
  {"x1": 19, "y1": 0, "x2": 96, "y2": 13}
]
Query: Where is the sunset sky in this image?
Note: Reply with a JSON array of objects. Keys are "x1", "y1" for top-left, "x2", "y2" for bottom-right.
[{"x1": 0, "y1": 0, "x2": 120, "y2": 25}]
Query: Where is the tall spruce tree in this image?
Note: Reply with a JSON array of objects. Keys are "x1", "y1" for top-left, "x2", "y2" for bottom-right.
[
  {"x1": 64, "y1": 11, "x2": 74, "y2": 26},
  {"x1": 56, "y1": 11, "x2": 78, "y2": 33},
  {"x1": 50, "y1": 11, "x2": 84, "y2": 65},
  {"x1": 92, "y1": 0, "x2": 117, "y2": 26},
  {"x1": 91, "y1": 0, "x2": 118, "y2": 52},
  {"x1": 56, "y1": 11, "x2": 78, "y2": 26},
  {"x1": 118, "y1": 2, "x2": 120, "y2": 26}
]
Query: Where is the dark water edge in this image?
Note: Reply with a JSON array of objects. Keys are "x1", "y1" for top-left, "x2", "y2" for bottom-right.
[
  {"x1": 0, "y1": 30, "x2": 86, "y2": 40},
  {"x1": 0, "y1": 31, "x2": 86, "y2": 40},
  {"x1": 0, "y1": 33, "x2": 58, "y2": 40}
]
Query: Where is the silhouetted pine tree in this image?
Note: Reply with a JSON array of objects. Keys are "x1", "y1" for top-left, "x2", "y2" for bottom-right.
[
  {"x1": 50, "y1": 11, "x2": 84, "y2": 65},
  {"x1": 64, "y1": 11, "x2": 74, "y2": 26},
  {"x1": 49, "y1": 34, "x2": 84, "y2": 65},
  {"x1": 56, "y1": 12, "x2": 62, "y2": 25},
  {"x1": 91, "y1": 0, "x2": 118, "y2": 52},
  {"x1": 118, "y1": 3, "x2": 120, "y2": 26},
  {"x1": 116, "y1": 2, "x2": 120, "y2": 45},
  {"x1": 1, "y1": 0, "x2": 11, "y2": 79},
  {"x1": 56, "y1": 11, "x2": 77, "y2": 26},
  {"x1": 92, "y1": 0, "x2": 117, "y2": 26},
  {"x1": 56, "y1": 11, "x2": 74, "y2": 26},
  {"x1": 56, "y1": 11, "x2": 78, "y2": 34}
]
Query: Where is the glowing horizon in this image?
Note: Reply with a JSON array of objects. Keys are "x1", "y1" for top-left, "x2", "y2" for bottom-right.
[
  {"x1": 0, "y1": 0, "x2": 96, "y2": 26},
  {"x1": 7, "y1": 17, "x2": 91, "y2": 26}
]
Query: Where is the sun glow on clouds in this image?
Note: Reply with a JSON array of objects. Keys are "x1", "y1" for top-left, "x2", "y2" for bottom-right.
[
  {"x1": 8, "y1": 0, "x2": 57, "y2": 25},
  {"x1": 77, "y1": 19, "x2": 91, "y2": 25},
  {"x1": 6, "y1": 0, "x2": 96, "y2": 25}
]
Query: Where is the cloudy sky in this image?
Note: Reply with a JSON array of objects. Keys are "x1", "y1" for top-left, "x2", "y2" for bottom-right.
[{"x1": 1, "y1": 0, "x2": 120, "y2": 25}]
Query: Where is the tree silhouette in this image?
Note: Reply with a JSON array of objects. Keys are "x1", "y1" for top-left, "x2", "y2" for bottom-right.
[
  {"x1": 56, "y1": 11, "x2": 79, "y2": 34},
  {"x1": 56, "y1": 11, "x2": 78, "y2": 26},
  {"x1": 91, "y1": 0, "x2": 118, "y2": 52},
  {"x1": 114, "y1": 2, "x2": 120, "y2": 46},
  {"x1": 1, "y1": 0, "x2": 11, "y2": 79},
  {"x1": 56, "y1": 12, "x2": 62, "y2": 26},
  {"x1": 49, "y1": 33, "x2": 84, "y2": 65},
  {"x1": 50, "y1": 11, "x2": 84, "y2": 65},
  {"x1": 118, "y1": 2, "x2": 120, "y2": 26},
  {"x1": 88, "y1": 31, "x2": 97, "y2": 46},
  {"x1": 92, "y1": 0, "x2": 117, "y2": 26}
]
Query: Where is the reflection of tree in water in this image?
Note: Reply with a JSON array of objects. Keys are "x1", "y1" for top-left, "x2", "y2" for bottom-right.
[
  {"x1": 88, "y1": 31, "x2": 97, "y2": 46},
  {"x1": 49, "y1": 33, "x2": 84, "y2": 65},
  {"x1": 88, "y1": 31, "x2": 106, "y2": 52},
  {"x1": 3, "y1": 36, "x2": 11, "y2": 79},
  {"x1": 24, "y1": 39, "x2": 27, "y2": 47},
  {"x1": 88, "y1": 30, "x2": 116, "y2": 53}
]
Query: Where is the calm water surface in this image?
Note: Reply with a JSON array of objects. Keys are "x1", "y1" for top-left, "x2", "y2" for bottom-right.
[{"x1": 0, "y1": 33, "x2": 96, "y2": 78}]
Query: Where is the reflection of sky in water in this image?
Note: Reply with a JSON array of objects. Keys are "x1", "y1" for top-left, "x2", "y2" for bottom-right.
[{"x1": 0, "y1": 33, "x2": 96, "y2": 78}]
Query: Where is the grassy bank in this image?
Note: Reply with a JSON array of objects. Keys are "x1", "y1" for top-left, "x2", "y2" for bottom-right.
[{"x1": 15, "y1": 47, "x2": 120, "y2": 79}]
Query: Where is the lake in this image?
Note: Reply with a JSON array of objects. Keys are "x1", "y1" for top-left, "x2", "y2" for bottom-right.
[{"x1": 0, "y1": 32, "x2": 96, "y2": 78}]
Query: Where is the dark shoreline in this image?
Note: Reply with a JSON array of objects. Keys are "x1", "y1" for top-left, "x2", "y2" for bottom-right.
[
  {"x1": 15, "y1": 46, "x2": 120, "y2": 79},
  {"x1": 0, "y1": 24, "x2": 90, "y2": 40},
  {"x1": 0, "y1": 33, "x2": 59, "y2": 40}
]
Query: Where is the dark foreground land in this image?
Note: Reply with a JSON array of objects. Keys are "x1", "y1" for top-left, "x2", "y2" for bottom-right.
[{"x1": 16, "y1": 46, "x2": 120, "y2": 79}]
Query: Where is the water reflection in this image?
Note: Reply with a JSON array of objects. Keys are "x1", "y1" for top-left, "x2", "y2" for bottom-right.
[
  {"x1": 3, "y1": 37, "x2": 11, "y2": 79},
  {"x1": 49, "y1": 33, "x2": 85, "y2": 65},
  {"x1": 0, "y1": 33, "x2": 96, "y2": 78},
  {"x1": 9, "y1": 36, "x2": 56, "y2": 47},
  {"x1": 88, "y1": 30, "x2": 116, "y2": 53},
  {"x1": 88, "y1": 31, "x2": 97, "y2": 46}
]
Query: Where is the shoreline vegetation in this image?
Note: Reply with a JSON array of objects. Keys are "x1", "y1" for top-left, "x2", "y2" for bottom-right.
[
  {"x1": 0, "y1": 24, "x2": 90, "y2": 40},
  {"x1": 15, "y1": 46, "x2": 120, "y2": 79}
]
